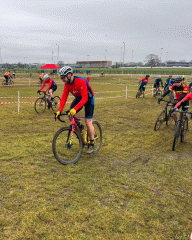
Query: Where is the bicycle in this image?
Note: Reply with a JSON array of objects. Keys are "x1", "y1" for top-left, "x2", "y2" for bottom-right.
[
  {"x1": 136, "y1": 85, "x2": 145, "y2": 98},
  {"x1": 172, "y1": 107, "x2": 192, "y2": 151},
  {"x1": 153, "y1": 87, "x2": 162, "y2": 98},
  {"x1": 34, "y1": 91, "x2": 60, "y2": 114},
  {"x1": 52, "y1": 111, "x2": 102, "y2": 165},
  {"x1": 154, "y1": 99, "x2": 174, "y2": 131},
  {"x1": 2, "y1": 77, "x2": 14, "y2": 86}
]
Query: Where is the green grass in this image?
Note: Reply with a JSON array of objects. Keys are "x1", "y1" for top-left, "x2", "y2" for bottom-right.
[{"x1": 1, "y1": 74, "x2": 192, "y2": 239}]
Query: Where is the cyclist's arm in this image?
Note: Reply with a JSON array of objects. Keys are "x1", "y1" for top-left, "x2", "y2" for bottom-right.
[
  {"x1": 175, "y1": 93, "x2": 192, "y2": 108},
  {"x1": 39, "y1": 81, "x2": 46, "y2": 91},
  {"x1": 44, "y1": 79, "x2": 53, "y2": 93}
]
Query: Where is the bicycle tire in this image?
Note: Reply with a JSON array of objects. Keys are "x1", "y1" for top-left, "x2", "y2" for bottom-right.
[
  {"x1": 52, "y1": 127, "x2": 83, "y2": 165},
  {"x1": 34, "y1": 97, "x2": 46, "y2": 114},
  {"x1": 87, "y1": 120, "x2": 102, "y2": 152},
  {"x1": 136, "y1": 90, "x2": 142, "y2": 98},
  {"x1": 51, "y1": 96, "x2": 61, "y2": 112},
  {"x1": 9, "y1": 80, "x2": 14, "y2": 86},
  {"x1": 2, "y1": 80, "x2": 6, "y2": 86},
  {"x1": 154, "y1": 110, "x2": 166, "y2": 131},
  {"x1": 181, "y1": 116, "x2": 188, "y2": 143},
  {"x1": 172, "y1": 121, "x2": 181, "y2": 151}
]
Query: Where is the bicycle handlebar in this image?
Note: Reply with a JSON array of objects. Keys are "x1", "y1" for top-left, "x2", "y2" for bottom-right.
[{"x1": 54, "y1": 111, "x2": 69, "y2": 122}]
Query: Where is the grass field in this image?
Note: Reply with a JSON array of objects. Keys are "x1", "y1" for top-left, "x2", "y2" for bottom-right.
[{"x1": 1, "y1": 74, "x2": 192, "y2": 240}]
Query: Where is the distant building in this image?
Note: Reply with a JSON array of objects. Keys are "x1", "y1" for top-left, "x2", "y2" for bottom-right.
[
  {"x1": 76, "y1": 61, "x2": 112, "y2": 68},
  {"x1": 167, "y1": 61, "x2": 190, "y2": 67}
]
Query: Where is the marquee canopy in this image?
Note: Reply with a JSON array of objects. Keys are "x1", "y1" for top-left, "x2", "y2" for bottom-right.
[{"x1": 40, "y1": 64, "x2": 60, "y2": 69}]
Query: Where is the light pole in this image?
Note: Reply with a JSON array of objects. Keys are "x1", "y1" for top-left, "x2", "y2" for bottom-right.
[
  {"x1": 56, "y1": 44, "x2": 59, "y2": 64},
  {"x1": 105, "y1": 50, "x2": 107, "y2": 60},
  {"x1": 160, "y1": 48, "x2": 163, "y2": 64},
  {"x1": 52, "y1": 51, "x2": 54, "y2": 64},
  {"x1": 120, "y1": 47, "x2": 123, "y2": 67},
  {"x1": 123, "y1": 42, "x2": 125, "y2": 67},
  {"x1": 166, "y1": 52, "x2": 168, "y2": 64}
]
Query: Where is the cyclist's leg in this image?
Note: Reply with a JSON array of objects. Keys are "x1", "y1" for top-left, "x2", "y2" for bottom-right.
[
  {"x1": 153, "y1": 83, "x2": 156, "y2": 94},
  {"x1": 5, "y1": 76, "x2": 8, "y2": 85},
  {"x1": 142, "y1": 85, "x2": 146, "y2": 98},
  {"x1": 85, "y1": 97, "x2": 95, "y2": 152},
  {"x1": 48, "y1": 89, "x2": 53, "y2": 100}
]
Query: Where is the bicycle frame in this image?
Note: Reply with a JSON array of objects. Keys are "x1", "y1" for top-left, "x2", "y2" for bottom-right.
[{"x1": 69, "y1": 115, "x2": 88, "y2": 145}]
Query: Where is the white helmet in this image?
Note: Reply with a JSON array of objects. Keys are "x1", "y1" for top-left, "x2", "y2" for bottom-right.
[
  {"x1": 157, "y1": 75, "x2": 161, "y2": 79},
  {"x1": 59, "y1": 66, "x2": 73, "y2": 76},
  {"x1": 43, "y1": 74, "x2": 49, "y2": 80}
]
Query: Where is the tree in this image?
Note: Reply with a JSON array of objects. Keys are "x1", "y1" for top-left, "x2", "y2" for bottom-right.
[{"x1": 144, "y1": 54, "x2": 160, "y2": 68}]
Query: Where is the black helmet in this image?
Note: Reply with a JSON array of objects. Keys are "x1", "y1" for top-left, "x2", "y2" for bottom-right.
[
  {"x1": 175, "y1": 76, "x2": 182, "y2": 82},
  {"x1": 146, "y1": 75, "x2": 150, "y2": 78}
]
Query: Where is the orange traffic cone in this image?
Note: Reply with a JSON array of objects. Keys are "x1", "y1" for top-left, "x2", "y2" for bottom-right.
[{"x1": 189, "y1": 233, "x2": 192, "y2": 240}]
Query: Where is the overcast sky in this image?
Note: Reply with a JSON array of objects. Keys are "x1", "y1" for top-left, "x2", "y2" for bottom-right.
[{"x1": 1, "y1": 0, "x2": 192, "y2": 64}]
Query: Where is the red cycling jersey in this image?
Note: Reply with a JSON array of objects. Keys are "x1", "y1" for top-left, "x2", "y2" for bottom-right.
[
  {"x1": 4, "y1": 72, "x2": 11, "y2": 76},
  {"x1": 59, "y1": 76, "x2": 94, "y2": 112},
  {"x1": 40, "y1": 78, "x2": 54, "y2": 93},
  {"x1": 39, "y1": 73, "x2": 44, "y2": 78},
  {"x1": 169, "y1": 84, "x2": 189, "y2": 100},
  {"x1": 175, "y1": 92, "x2": 192, "y2": 108},
  {"x1": 140, "y1": 77, "x2": 149, "y2": 83}
]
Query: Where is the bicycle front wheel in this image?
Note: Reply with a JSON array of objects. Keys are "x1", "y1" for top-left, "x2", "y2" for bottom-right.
[
  {"x1": 154, "y1": 110, "x2": 166, "y2": 131},
  {"x1": 172, "y1": 121, "x2": 181, "y2": 151},
  {"x1": 51, "y1": 96, "x2": 60, "y2": 112},
  {"x1": 9, "y1": 80, "x2": 14, "y2": 86},
  {"x1": 87, "y1": 120, "x2": 102, "y2": 152},
  {"x1": 52, "y1": 127, "x2": 83, "y2": 165},
  {"x1": 34, "y1": 97, "x2": 46, "y2": 114},
  {"x1": 136, "y1": 90, "x2": 141, "y2": 98},
  {"x1": 181, "y1": 117, "x2": 188, "y2": 143}
]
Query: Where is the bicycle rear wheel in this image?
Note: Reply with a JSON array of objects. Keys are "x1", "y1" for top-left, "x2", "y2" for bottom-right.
[
  {"x1": 181, "y1": 117, "x2": 188, "y2": 143},
  {"x1": 34, "y1": 97, "x2": 46, "y2": 114},
  {"x1": 87, "y1": 120, "x2": 102, "y2": 152},
  {"x1": 51, "y1": 96, "x2": 60, "y2": 112},
  {"x1": 172, "y1": 121, "x2": 181, "y2": 151},
  {"x1": 52, "y1": 127, "x2": 83, "y2": 165},
  {"x1": 154, "y1": 110, "x2": 166, "y2": 131},
  {"x1": 2, "y1": 80, "x2": 6, "y2": 86}
]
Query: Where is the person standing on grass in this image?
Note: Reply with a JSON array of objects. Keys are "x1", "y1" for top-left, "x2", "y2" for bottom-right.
[
  {"x1": 55, "y1": 66, "x2": 95, "y2": 154},
  {"x1": 37, "y1": 74, "x2": 57, "y2": 109},
  {"x1": 137, "y1": 74, "x2": 150, "y2": 98}
]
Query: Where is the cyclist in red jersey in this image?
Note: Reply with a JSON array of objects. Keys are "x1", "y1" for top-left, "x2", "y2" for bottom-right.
[
  {"x1": 55, "y1": 66, "x2": 95, "y2": 154},
  {"x1": 168, "y1": 76, "x2": 189, "y2": 124},
  {"x1": 39, "y1": 73, "x2": 44, "y2": 85},
  {"x1": 4, "y1": 71, "x2": 12, "y2": 85},
  {"x1": 37, "y1": 74, "x2": 57, "y2": 108},
  {"x1": 137, "y1": 75, "x2": 150, "y2": 98},
  {"x1": 175, "y1": 92, "x2": 192, "y2": 108}
]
